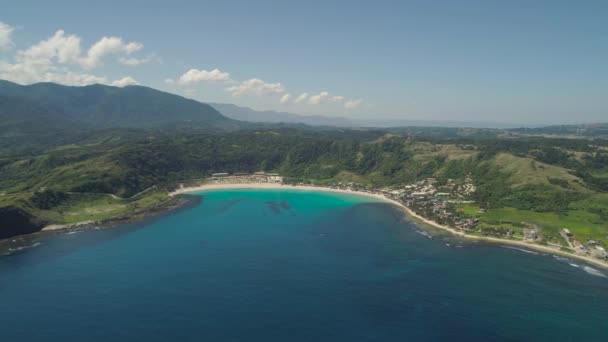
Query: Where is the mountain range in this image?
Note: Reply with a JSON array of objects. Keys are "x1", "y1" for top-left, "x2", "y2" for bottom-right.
[
  {"x1": 1, "y1": 80, "x2": 606, "y2": 140},
  {"x1": 209, "y1": 102, "x2": 526, "y2": 129}
]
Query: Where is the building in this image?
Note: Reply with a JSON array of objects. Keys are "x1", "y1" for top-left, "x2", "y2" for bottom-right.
[
  {"x1": 211, "y1": 172, "x2": 230, "y2": 178},
  {"x1": 593, "y1": 246, "x2": 607, "y2": 258}
]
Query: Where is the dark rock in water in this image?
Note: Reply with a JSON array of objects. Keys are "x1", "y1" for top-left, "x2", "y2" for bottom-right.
[
  {"x1": 216, "y1": 198, "x2": 243, "y2": 214},
  {"x1": 279, "y1": 201, "x2": 291, "y2": 210},
  {"x1": 265, "y1": 201, "x2": 281, "y2": 214}
]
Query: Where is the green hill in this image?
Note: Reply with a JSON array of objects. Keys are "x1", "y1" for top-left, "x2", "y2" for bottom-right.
[{"x1": 0, "y1": 80, "x2": 237, "y2": 129}]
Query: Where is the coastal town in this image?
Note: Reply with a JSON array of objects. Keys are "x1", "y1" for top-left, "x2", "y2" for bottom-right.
[{"x1": 181, "y1": 171, "x2": 608, "y2": 264}]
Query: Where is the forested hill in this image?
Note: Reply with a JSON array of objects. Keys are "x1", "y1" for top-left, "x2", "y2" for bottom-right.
[
  {"x1": 1, "y1": 127, "x2": 608, "y2": 240},
  {"x1": 0, "y1": 80, "x2": 238, "y2": 130}
]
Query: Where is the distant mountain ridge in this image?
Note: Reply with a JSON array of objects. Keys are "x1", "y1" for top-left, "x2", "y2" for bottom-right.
[
  {"x1": 209, "y1": 103, "x2": 356, "y2": 127},
  {"x1": 210, "y1": 102, "x2": 525, "y2": 129}
]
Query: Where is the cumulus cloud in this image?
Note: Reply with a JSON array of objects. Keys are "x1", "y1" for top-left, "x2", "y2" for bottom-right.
[
  {"x1": 78, "y1": 36, "x2": 143, "y2": 69},
  {"x1": 168, "y1": 68, "x2": 232, "y2": 85},
  {"x1": 0, "y1": 28, "x2": 149, "y2": 86},
  {"x1": 225, "y1": 78, "x2": 285, "y2": 97},
  {"x1": 344, "y1": 99, "x2": 362, "y2": 109},
  {"x1": 16, "y1": 30, "x2": 82, "y2": 66},
  {"x1": 0, "y1": 22, "x2": 15, "y2": 50},
  {"x1": 0, "y1": 59, "x2": 106, "y2": 86},
  {"x1": 308, "y1": 91, "x2": 328, "y2": 105},
  {"x1": 111, "y1": 76, "x2": 139, "y2": 87},
  {"x1": 165, "y1": 68, "x2": 360, "y2": 109},
  {"x1": 307, "y1": 92, "x2": 346, "y2": 105},
  {"x1": 294, "y1": 92, "x2": 308, "y2": 103}
]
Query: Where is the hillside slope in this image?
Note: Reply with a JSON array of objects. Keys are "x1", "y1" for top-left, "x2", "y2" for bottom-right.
[{"x1": 0, "y1": 80, "x2": 238, "y2": 130}]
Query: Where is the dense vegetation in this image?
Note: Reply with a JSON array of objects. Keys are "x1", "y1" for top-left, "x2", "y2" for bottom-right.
[
  {"x1": 0, "y1": 80, "x2": 607, "y2": 244},
  {"x1": 1, "y1": 126, "x2": 607, "y2": 239}
]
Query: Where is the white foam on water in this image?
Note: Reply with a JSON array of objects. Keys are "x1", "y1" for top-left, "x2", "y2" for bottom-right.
[
  {"x1": 7, "y1": 242, "x2": 42, "y2": 253},
  {"x1": 583, "y1": 266, "x2": 607, "y2": 278},
  {"x1": 413, "y1": 229, "x2": 432, "y2": 239},
  {"x1": 502, "y1": 246, "x2": 539, "y2": 255},
  {"x1": 553, "y1": 255, "x2": 571, "y2": 263}
]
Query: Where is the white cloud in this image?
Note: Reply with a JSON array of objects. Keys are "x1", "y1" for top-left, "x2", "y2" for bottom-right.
[
  {"x1": 0, "y1": 22, "x2": 15, "y2": 50},
  {"x1": 169, "y1": 68, "x2": 232, "y2": 85},
  {"x1": 13, "y1": 30, "x2": 144, "y2": 70},
  {"x1": 308, "y1": 91, "x2": 329, "y2": 105},
  {"x1": 294, "y1": 92, "x2": 308, "y2": 103},
  {"x1": 0, "y1": 58, "x2": 106, "y2": 86},
  {"x1": 280, "y1": 93, "x2": 291, "y2": 104},
  {"x1": 0, "y1": 28, "x2": 148, "y2": 86},
  {"x1": 308, "y1": 91, "x2": 346, "y2": 105},
  {"x1": 111, "y1": 76, "x2": 139, "y2": 87},
  {"x1": 344, "y1": 99, "x2": 362, "y2": 109},
  {"x1": 118, "y1": 55, "x2": 155, "y2": 66},
  {"x1": 17, "y1": 30, "x2": 82, "y2": 66},
  {"x1": 225, "y1": 78, "x2": 285, "y2": 97},
  {"x1": 78, "y1": 36, "x2": 143, "y2": 69},
  {"x1": 48, "y1": 72, "x2": 106, "y2": 85}
]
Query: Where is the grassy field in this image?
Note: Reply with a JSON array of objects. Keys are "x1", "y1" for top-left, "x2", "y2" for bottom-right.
[
  {"x1": 457, "y1": 203, "x2": 607, "y2": 246},
  {"x1": 32, "y1": 190, "x2": 170, "y2": 224},
  {"x1": 493, "y1": 153, "x2": 588, "y2": 192},
  {"x1": 411, "y1": 143, "x2": 477, "y2": 162}
]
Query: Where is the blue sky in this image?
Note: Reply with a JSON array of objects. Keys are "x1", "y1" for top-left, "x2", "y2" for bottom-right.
[{"x1": 1, "y1": 0, "x2": 607, "y2": 124}]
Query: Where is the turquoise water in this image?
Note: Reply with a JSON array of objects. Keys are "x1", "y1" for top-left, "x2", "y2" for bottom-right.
[{"x1": 1, "y1": 189, "x2": 607, "y2": 341}]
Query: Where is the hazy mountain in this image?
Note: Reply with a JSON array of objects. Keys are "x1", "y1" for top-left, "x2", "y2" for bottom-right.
[
  {"x1": 210, "y1": 102, "x2": 523, "y2": 129},
  {"x1": 0, "y1": 80, "x2": 237, "y2": 130},
  {"x1": 209, "y1": 103, "x2": 356, "y2": 127},
  {"x1": 509, "y1": 123, "x2": 608, "y2": 137}
]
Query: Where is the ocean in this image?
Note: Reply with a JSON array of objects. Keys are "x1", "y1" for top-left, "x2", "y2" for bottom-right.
[{"x1": 1, "y1": 189, "x2": 607, "y2": 341}]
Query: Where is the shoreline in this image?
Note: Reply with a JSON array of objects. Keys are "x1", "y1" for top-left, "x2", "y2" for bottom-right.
[
  {"x1": 21, "y1": 181, "x2": 606, "y2": 270},
  {"x1": 39, "y1": 196, "x2": 190, "y2": 233},
  {"x1": 171, "y1": 182, "x2": 608, "y2": 270}
]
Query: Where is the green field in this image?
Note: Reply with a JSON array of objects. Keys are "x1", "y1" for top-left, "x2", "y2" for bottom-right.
[
  {"x1": 457, "y1": 203, "x2": 607, "y2": 246},
  {"x1": 29, "y1": 190, "x2": 170, "y2": 225}
]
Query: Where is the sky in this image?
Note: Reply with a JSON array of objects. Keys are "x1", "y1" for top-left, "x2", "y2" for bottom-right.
[{"x1": 1, "y1": 0, "x2": 607, "y2": 125}]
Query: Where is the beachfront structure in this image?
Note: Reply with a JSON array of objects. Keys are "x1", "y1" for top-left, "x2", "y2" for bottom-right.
[{"x1": 211, "y1": 172, "x2": 230, "y2": 178}]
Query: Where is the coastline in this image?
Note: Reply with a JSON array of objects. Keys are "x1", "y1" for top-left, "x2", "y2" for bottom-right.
[
  {"x1": 171, "y1": 182, "x2": 608, "y2": 270},
  {"x1": 38, "y1": 196, "x2": 190, "y2": 233}
]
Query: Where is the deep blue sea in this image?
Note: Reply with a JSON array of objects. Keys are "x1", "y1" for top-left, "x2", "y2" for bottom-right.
[{"x1": 1, "y1": 189, "x2": 607, "y2": 341}]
